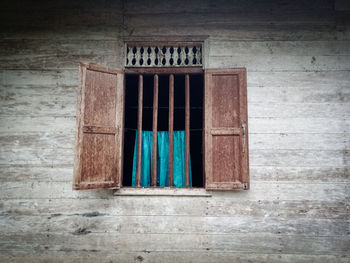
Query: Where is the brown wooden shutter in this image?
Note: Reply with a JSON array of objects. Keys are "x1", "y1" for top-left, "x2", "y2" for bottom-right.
[
  {"x1": 204, "y1": 68, "x2": 249, "y2": 190},
  {"x1": 73, "y1": 62, "x2": 124, "y2": 190}
]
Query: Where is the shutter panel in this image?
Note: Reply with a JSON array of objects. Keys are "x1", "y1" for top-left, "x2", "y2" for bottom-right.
[
  {"x1": 73, "y1": 62, "x2": 124, "y2": 190},
  {"x1": 204, "y1": 68, "x2": 249, "y2": 190}
]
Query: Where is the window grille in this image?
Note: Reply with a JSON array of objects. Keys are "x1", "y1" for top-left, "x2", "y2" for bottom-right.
[{"x1": 125, "y1": 44, "x2": 203, "y2": 67}]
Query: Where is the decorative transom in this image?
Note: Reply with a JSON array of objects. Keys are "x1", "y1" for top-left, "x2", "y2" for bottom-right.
[{"x1": 125, "y1": 43, "x2": 203, "y2": 67}]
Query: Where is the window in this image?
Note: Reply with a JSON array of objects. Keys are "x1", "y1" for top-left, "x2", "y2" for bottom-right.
[
  {"x1": 73, "y1": 42, "x2": 249, "y2": 191},
  {"x1": 122, "y1": 72, "x2": 204, "y2": 188}
]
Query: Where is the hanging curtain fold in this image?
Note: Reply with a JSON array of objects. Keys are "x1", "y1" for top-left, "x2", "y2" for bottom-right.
[{"x1": 132, "y1": 130, "x2": 192, "y2": 187}]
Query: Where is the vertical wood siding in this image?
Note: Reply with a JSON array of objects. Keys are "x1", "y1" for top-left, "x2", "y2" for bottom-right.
[{"x1": 0, "y1": 0, "x2": 349, "y2": 262}]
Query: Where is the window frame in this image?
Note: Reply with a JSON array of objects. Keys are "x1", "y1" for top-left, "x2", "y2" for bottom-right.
[
  {"x1": 123, "y1": 69, "x2": 205, "y2": 188},
  {"x1": 73, "y1": 37, "x2": 249, "y2": 191}
]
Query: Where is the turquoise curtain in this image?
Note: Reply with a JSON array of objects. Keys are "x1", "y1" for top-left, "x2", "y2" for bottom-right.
[{"x1": 132, "y1": 130, "x2": 192, "y2": 187}]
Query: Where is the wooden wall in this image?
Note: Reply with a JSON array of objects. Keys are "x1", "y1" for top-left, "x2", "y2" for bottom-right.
[{"x1": 1, "y1": 0, "x2": 349, "y2": 262}]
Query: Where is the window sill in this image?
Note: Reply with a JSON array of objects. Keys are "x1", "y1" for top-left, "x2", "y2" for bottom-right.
[{"x1": 114, "y1": 187, "x2": 211, "y2": 197}]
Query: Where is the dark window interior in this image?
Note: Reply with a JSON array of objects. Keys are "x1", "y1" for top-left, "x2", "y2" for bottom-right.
[{"x1": 123, "y1": 73, "x2": 203, "y2": 187}]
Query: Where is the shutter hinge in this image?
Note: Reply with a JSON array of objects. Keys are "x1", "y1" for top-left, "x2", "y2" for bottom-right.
[{"x1": 243, "y1": 183, "x2": 248, "y2": 190}]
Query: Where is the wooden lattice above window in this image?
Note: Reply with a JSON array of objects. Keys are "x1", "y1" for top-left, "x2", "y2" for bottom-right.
[{"x1": 125, "y1": 43, "x2": 203, "y2": 67}]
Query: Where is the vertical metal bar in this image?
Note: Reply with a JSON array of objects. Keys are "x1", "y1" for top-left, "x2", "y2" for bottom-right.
[
  {"x1": 136, "y1": 74, "x2": 143, "y2": 187},
  {"x1": 152, "y1": 74, "x2": 159, "y2": 187},
  {"x1": 185, "y1": 74, "x2": 190, "y2": 188},
  {"x1": 168, "y1": 74, "x2": 174, "y2": 187}
]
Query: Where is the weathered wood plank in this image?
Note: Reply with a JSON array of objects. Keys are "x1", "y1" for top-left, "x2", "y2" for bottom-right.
[
  {"x1": 0, "y1": 25, "x2": 123, "y2": 41},
  {"x1": 0, "y1": 10, "x2": 123, "y2": 28},
  {"x1": 125, "y1": 11, "x2": 336, "y2": 27},
  {"x1": 0, "y1": 39, "x2": 124, "y2": 70},
  {"x1": 0, "y1": 0, "x2": 334, "y2": 12},
  {"x1": 0, "y1": 116, "x2": 76, "y2": 133},
  {"x1": 0, "y1": 69, "x2": 78, "y2": 86},
  {"x1": 1, "y1": 199, "x2": 348, "y2": 219},
  {"x1": 210, "y1": 40, "x2": 350, "y2": 56},
  {"x1": 1, "y1": 214, "x2": 348, "y2": 237},
  {"x1": 250, "y1": 166, "x2": 350, "y2": 182},
  {"x1": 124, "y1": 0, "x2": 334, "y2": 14},
  {"x1": 127, "y1": 25, "x2": 339, "y2": 41},
  {"x1": 0, "y1": 181, "x2": 348, "y2": 201},
  {"x1": 247, "y1": 71, "x2": 350, "y2": 88},
  {"x1": 0, "y1": 133, "x2": 74, "y2": 150},
  {"x1": 249, "y1": 117, "x2": 350, "y2": 134},
  {"x1": 248, "y1": 86, "x2": 350, "y2": 103},
  {"x1": 210, "y1": 183, "x2": 349, "y2": 201},
  {"x1": 248, "y1": 103, "x2": 350, "y2": 118},
  {"x1": 250, "y1": 133, "x2": 349, "y2": 150},
  {"x1": 0, "y1": 166, "x2": 73, "y2": 182},
  {"x1": 250, "y1": 149, "x2": 350, "y2": 167},
  {"x1": 335, "y1": 0, "x2": 350, "y2": 11},
  {"x1": 338, "y1": 24, "x2": 350, "y2": 41},
  {"x1": 0, "y1": 86, "x2": 77, "y2": 117},
  {"x1": 280, "y1": 235, "x2": 350, "y2": 255},
  {"x1": 0, "y1": 145, "x2": 73, "y2": 165},
  {"x1": 123, "y1": 11, "x2": 341, "y2": 41},
  {"x1": 0, "y1": 27, "x2": 123, "y2": 41},
  {"x1": 0, "y1": 232, "x2": 348, "y2": 255},
  {"x1": 0, "y1": 0, "x2": 123, "y2": 11},
  {"x1": 0, "y1": 181, "x2": 114, "y2": 199},
  {"x1": 0, "y1": 40, "x2": 122, "y2": 57},
  {"x1": 0, "y1": 54, "x2": 119, "y2": 70},
  {"x1": 0, "y1": 251, "x2": 349, "y2": 263},
  {"x1": 207, "y1": 199, "x2": 350, "y2": 219},
  {"x1": 209, "y1": 55, "x2": 350, "y2": 71},
  {"x1": 0, "y1": 232, "x2": 280, "y2": 253}
]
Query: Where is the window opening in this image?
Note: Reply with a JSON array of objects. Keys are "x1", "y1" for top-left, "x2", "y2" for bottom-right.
[{"x1": 123, "y1": 73, "x2": 203, "y2": 187}]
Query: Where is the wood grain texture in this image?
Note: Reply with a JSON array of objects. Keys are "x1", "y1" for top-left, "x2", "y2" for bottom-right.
[
  {"x1": 1, "y1": 0, "x2": 350, "y2": 261},
  {"x1": 209, "y1": 55, "x2": 350, "y2": 71},
  {"x1": 0, "y1": 251, "x2": 349, "y2": 263},
  {"x1": 2, "y1": 181, "x2": 349, "y2": 201},
  {"x1": 1, "y1": 198, "x2": 348, "y2": 219},
  {"x1": 73, "y1": 63, "x2": 123, "y2": 190},
  {"x1": 185, "y1": 74, "x2": 190, "y2": 187},
  {"x1": 152, "y1": 74, "x2": 158, "y2": 186},
  {"x1": 210, "y1": 40, "x2": 350, "y2": 56},
  {"x1": 1, "y1": 214, "x2": 349, "y2": 236},
  {"x1": 168, "y1": 74, "x2": 174, "y2": 187},
  {"x1": 136, "y1": 74, "x2": 143, "y2": 187},
  {"x1": 204, "y1": 68, "x2": 249, "y2": 190},
  {"x1": 0, "y1": 232, "x2": 349, "y2": 255}
]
